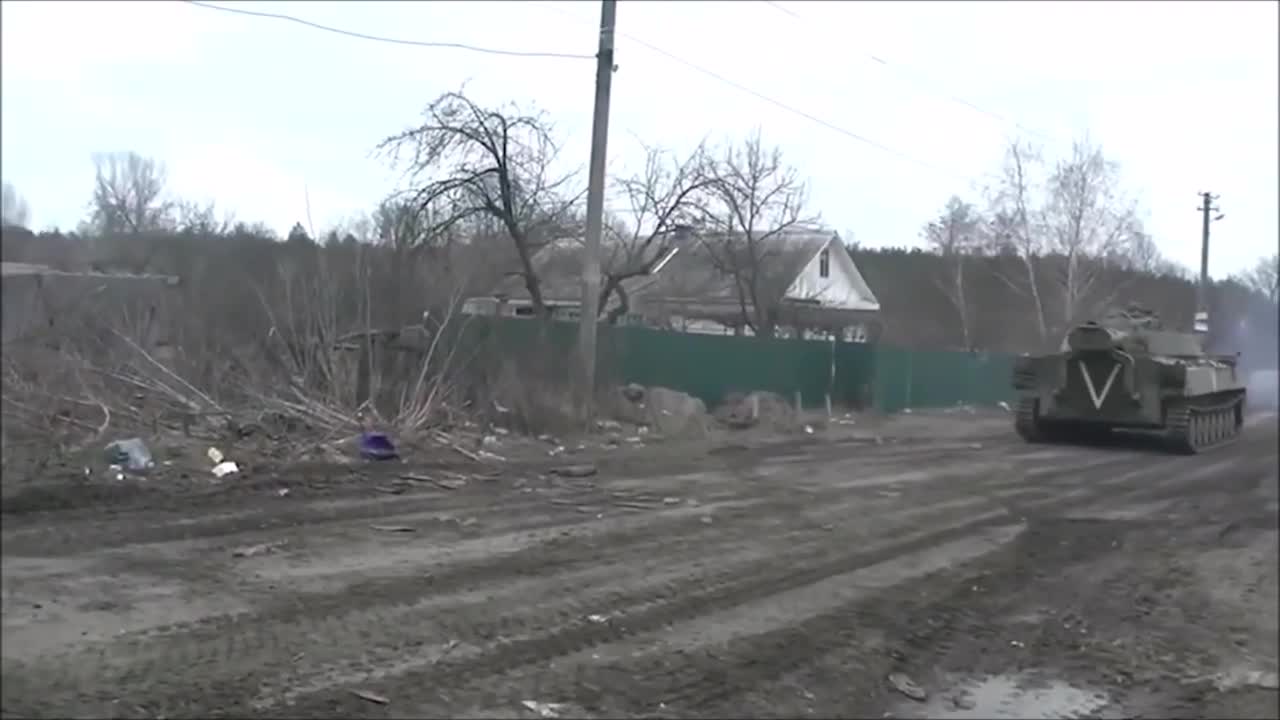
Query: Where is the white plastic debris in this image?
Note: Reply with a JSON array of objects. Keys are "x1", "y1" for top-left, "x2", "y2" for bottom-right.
[
  {"x1": 998, "y1": 401, "x2": 1012, "y2": 412},
  {"x1": 211, "y1": 461, "x2": 240, "y2": 478},
  {"x1": 521, "y1": 700, "x2": 568, "y2": 718},
  {"x1": 887, "y1": 672, "x2": 927, "y2": 701},
  {"x1": 207, "y1": 447, "x2": 225, "y2": 464}
]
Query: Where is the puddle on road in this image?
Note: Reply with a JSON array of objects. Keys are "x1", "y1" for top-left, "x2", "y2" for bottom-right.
[{"x1": 895, "y1": 672, "x2": 1121, "y2": 719}]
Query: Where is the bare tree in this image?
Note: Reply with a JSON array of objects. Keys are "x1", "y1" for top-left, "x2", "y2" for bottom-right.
[
  {"x1": 1040, "y1": 139, "x2": 1142, "y2": 328},
  {"x1": 2, "y1": 182, "x2": 31, "y2": 228},
  {"x1": 377, "y1": 91, "x2": 581, "y2": 318},
  {"x1": 1240, "y1": 253, "x2": 1280, "y2": 304},
  {"x1": 88, "y1": 152, "x2": 174, "y2": 235},
  {"x1": 175, "y1": 200, "x2": 234, "y2": 236},
  {"x1": 598, "y1": 142, "x2": 714, "y2": 323},
  {"x1": 697, "y1": 132, "x2": 818, "y2": 337},
  {"x1": 987, "y1": 140, "x2": 1050, "y2": 347},
  {"x1": 372, "y1": 196, "x2": 434, "y2": 251},
  {"x1": 922, "y1": 196, "x2": 985, "y2": 349}
]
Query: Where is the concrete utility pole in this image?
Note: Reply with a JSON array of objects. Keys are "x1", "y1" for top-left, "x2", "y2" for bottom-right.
[
  {"x1": 1196, "y1": 191, "x2": 1223, "y2": 334},
  {"x1": 578, "y1": 0, "x2": 617, "y2": 419}
]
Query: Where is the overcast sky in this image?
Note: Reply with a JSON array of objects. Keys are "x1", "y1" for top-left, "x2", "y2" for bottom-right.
[{"x1": 2, "y1": 0, "x2": 1276, "y2": 278}]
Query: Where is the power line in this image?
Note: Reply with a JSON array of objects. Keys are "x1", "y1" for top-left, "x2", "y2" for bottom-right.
[
  {"x1": 183, "y1": 1, "x2": 594, "y2": 60},
  {"x1": 760, "y1": 0, "x2": 1057, "y2": 144},
  {"x1": 532, "y1": 2, "x2": 970, "y2": 183}
]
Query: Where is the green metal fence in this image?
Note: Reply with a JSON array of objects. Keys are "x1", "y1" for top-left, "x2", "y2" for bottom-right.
[
  {"x1": 871, "y1": 346, "x2": 1017, "y2": 413},
  {"x1": 457, "y1": 317, "x2": 1015, "y2": 413}
]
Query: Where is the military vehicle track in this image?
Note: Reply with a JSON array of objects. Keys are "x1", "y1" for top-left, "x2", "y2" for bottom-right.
[{"x1": 1166, "y1": 394, "x2": 1246, "y2": 453}]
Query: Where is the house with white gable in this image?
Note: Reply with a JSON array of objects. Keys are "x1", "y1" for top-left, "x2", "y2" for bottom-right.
[{"x1": 462, "y1": 228, "x2": 882, "y2": 342}]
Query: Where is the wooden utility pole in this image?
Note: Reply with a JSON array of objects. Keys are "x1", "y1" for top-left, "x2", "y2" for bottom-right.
[
  {"x1": 1196, "y1": 191, "x2": 1221, "y2": 334},
  {"x1": 578, "y1": 0, "x2": 617, "y2": 419}
]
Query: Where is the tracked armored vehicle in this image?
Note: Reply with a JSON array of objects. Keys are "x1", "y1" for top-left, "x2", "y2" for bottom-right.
[{"x1": 1011, "y1": 305, "x2": 1247, "y2": 453}]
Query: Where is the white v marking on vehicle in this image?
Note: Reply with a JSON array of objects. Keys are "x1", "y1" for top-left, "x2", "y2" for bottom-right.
[{"x1": 1079, "y1": 361, "x2": 1122, "y2": 410}]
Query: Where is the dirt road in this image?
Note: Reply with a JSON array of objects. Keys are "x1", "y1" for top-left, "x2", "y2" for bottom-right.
[{"x1": 3, "y1": 413, "x2": 1278, "y2": 719}]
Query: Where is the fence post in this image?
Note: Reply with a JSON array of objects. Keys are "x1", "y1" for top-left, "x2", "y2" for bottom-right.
[{"x1": 904, "y1": 350, "x2": 913, "y2": 411}]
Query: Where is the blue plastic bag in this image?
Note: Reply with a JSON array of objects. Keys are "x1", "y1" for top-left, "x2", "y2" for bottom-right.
[{"x1": 359, "y1": 432, "x2": 398, "y2": 461}]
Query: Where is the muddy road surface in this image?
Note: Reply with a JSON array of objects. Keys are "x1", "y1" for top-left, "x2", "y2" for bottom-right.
[{"x1": 3, "y1": 413, "x2": 1278, "y2": 719}]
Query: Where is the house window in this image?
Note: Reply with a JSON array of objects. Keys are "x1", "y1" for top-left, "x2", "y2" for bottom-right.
[{"x1": 819, "y1": 248, "x2": 830, "y2": 279}]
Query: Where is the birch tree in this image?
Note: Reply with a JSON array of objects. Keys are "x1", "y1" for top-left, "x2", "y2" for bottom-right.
[
  {"x1": 1040, "y1": 139, "x2": 1142, "y2": 327},
  {"x1": 922, "y1": 196, "x2": 985, "y2": 349},
  {"x1": 987, "y1": 141, "x2": 1050, "y2": 347}
]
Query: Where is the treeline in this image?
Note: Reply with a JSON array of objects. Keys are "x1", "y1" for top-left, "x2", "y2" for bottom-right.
[
  {"x1": 2, "y1": 88, "x2": 1277, "y2": 397},
  {"x1": 851, "y1": 246, "x2": 1277, "y2": 368}
]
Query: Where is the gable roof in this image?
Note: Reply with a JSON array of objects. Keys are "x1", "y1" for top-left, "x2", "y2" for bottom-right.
[{"x1": 643, "y1": 230, "x2": 835, "y2": 307}]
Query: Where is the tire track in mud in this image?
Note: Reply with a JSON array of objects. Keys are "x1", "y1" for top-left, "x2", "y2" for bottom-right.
[
  {"x1": 271, "y1": 430, "x2": 1277, "y2": 719},
  {"x1": 236, "y1": 445, "x2": 1260, "y2": 717},
  {"x1": 0, "y1": 471, "x2": 1086, "y2": 717},
  {"x1": 3, "y1": 489, "x2": 1005, "y2": 714},
  {"x1": 432, "y1": 438, "x2": 1280, "y2": 712},
  {"x1": 0, "y1": 438, "x2": 1012, "y2": 556},
  {"x1": 675, "y1": 428, "x2": 1280, "y2": 719},
  {"x1": 7, "y1": 428, "x2": 1266, "y2": 718}
]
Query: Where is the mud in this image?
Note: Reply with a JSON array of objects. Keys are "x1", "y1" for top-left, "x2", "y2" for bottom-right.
[{"x1": 2, "y1": 412, "x2": 1277, "y2": 719}]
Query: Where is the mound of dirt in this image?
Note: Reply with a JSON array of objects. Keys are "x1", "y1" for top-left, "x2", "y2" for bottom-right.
[{"x1": 714, "y1": 391, "x2": 800, "y2": 432}]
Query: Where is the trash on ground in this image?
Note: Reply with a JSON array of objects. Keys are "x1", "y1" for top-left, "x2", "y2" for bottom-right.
[
  {"x1": 662, "y1": 497, "x2": 681, "y2": 505},
  {"x1": 521, "y1": 700, "x2": 569, "y2": 718},
  {"x1": 350, "y1": 689, "x2": 389, "y2": 705},
  {"x1": 887, "y1": 672, "x2": 927, "y2": 701},
  {"x1": 104, "y1": 438, "x2": 153, "y2": 471},
  {"x1": 586, "y1": 613, "x2": 611, "y2": 623},
  {"x1": 804, "y1": 424, "x2": 814, "y2": 434},
  {"x1": 998, "y1": 401, "x2": 1012, "y2": 412},
  {"x1": 370, "y1": 524, "x2": 416, "y2": 533},
  {"x1": 276, "y1": 488, "x2": 290, "y2": 497},
  {"x1": 207, "y1": 447, "x2": 225, "y2": 464},
  {"x1": 359, "y1": 432, "x2": 399, "y2": 461},
  {"x1": 108, "y1": 464, "x2": 125, "y2": 481},
  {"x1": 232, "y1": 541, "x2": 285, "y2": 558},
  {"x1": 551, "y1": 464, "x2": 598, "y2": 478},
  {"x1": 211, "y1": 461, "x2": 240, "y2": 478}
]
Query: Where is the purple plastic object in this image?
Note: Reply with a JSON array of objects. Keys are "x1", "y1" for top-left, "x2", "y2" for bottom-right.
[{"x1": 359, "y1": 432, "x2": 398, "y2": 461}]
